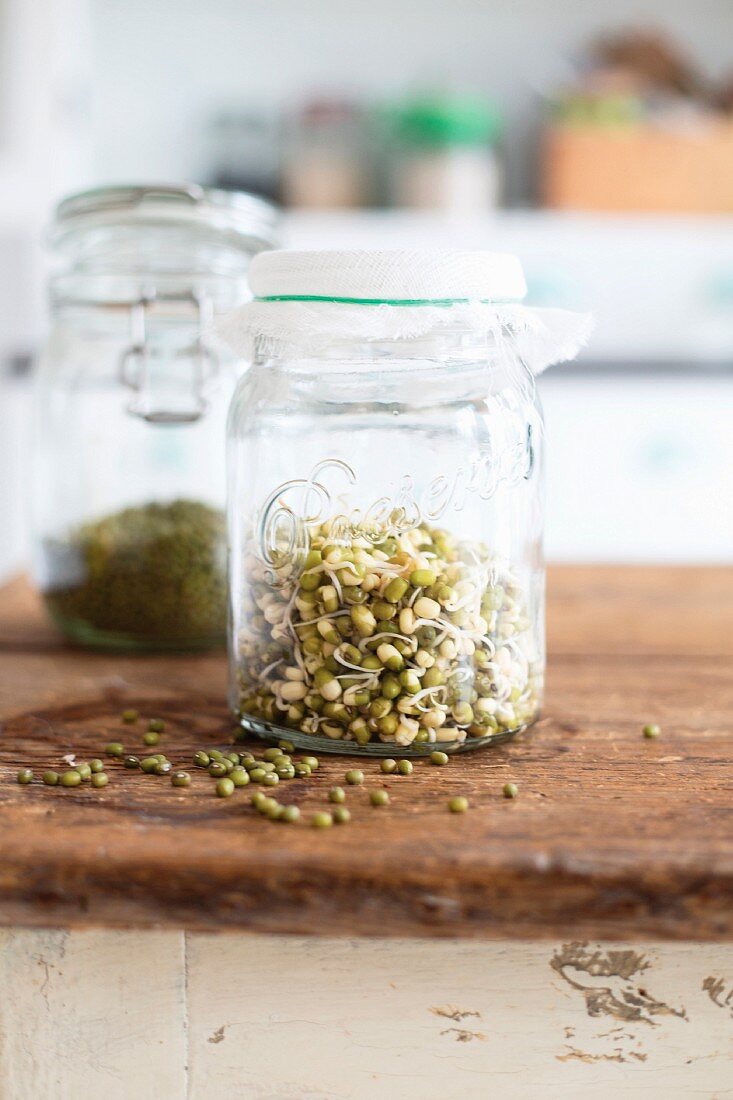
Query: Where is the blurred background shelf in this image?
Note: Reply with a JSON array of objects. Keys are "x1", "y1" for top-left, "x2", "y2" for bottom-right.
[
  {"x1": 1, "y1": 0, "x2": 732, "y2": 580},
  {"x1": 283, "y1": 210, "x2": 733, "y2": 365}
]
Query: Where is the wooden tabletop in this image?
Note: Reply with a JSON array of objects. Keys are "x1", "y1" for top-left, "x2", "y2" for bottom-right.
[{"x1": 0, "y1": 567, "x2": 731, "y2": 940}]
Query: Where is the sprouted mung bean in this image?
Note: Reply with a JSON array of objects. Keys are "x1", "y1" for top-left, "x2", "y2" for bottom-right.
[
  {"x1": 43, "y1": 500, "x2": 227, "y2": 649},
  {"x1": 235, "y1": 520, "x2": 540, "y2": 752}
]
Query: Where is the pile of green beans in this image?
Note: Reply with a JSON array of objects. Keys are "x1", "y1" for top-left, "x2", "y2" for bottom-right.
[
  {"x1": 236, "y1": 520, "x2": 540, "y2": 748},
  {"x1": 43, "y1": 500, "x2": 227, "y2": 648}
]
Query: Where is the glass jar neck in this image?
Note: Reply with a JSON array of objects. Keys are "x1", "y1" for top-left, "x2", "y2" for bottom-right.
[
  {"x1": 251, "y1": 328, "x2": 534, "y2": 409},
  {"x1": 253, "y1": 327, "x2": 527, "y2": 378},
  {"x1": 257, "y1": 327, "x2": 502, "y2": 363}
]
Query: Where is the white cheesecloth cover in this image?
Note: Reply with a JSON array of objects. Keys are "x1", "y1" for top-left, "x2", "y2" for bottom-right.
[{"x1": 217, "y1": 249, "x2": 592, "y2": 373}]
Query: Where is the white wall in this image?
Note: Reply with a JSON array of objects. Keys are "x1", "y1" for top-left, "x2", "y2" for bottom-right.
[
  {"x1": 90, "y1": 0, "x2": 733, "y2": 203},
  {"x1": 0, "y1": 0, "x2": 91, "y2": 348},
  {"x1": 540, "y1": 373, "x2": 733, "y2": 563}
]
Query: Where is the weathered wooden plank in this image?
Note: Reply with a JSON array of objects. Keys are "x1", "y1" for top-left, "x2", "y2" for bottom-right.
[
  {"x1": 0, "y1": 571, "x2": 730, "y2": 938},
  {"x1": 0, "y1": 929, "x2": 186, "y2": 1099},
  {"x1": 185, "y1": 935, "x2": 733, "y2": 1100},
  {"x1": 1, "y1": 930, "x2": 731, "y2": 1099}
]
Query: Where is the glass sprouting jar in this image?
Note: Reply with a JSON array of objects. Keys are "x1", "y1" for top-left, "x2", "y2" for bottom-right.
[
  {"x1": 224, "y1": 249, "x2": 589, "y2": 754},
  {"x1": 33, "y1": 184, "x2": 278, "y2": 651}
]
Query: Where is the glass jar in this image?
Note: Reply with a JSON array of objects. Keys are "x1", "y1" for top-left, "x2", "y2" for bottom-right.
[
  {"x1": 225, "y1": 249, "x2": 589, "y2": 754},
  {"x1": 281, "y1": 99, "x2": 369, "y2": 209},
  {"x1": 389, "y1": 95, "x2": 502, "y2": 213},
  {"x1": 33, "y1": 183, "x2": 278, "y2": 650}
]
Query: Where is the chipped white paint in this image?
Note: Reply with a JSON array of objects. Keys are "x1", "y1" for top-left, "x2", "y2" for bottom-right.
[
  {"x1": 1, "y1": 933, "x2": 733, "y2": 1099},
  {"x1": 0, "y1": 929, "x2": 187, "y2": 1100}
]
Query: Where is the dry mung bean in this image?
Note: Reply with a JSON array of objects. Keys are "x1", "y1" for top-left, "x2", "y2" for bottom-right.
[{"x1": 448, "y1": 796, "x2": 469, "y2": 813}]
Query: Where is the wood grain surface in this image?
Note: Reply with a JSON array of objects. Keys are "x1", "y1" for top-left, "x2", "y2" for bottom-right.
[{"x1": 0, "y1": 568, "x2": 731, "y2": 939}]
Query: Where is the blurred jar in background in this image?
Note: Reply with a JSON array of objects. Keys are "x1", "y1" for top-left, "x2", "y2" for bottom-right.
[
  {"x1": 33, "y1": 184, "x2": 277, "y2": 651},
  {"x1": 282, "y1": 99, "x2": 369, "y2": 208},
  {"x1": 207, "y1": 110, "x2": 281, "y2": 203},
  {"x1": 390, "y1": 95, "x2": 502, "y2": 213}
]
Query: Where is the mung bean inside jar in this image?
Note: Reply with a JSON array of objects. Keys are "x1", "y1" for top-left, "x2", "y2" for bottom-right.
[{"x1": 223, "y1": 249, "x2": 590, "y2": 753}]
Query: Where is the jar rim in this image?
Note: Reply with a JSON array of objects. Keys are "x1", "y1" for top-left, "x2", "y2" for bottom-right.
[{"x1": 49, "y1": 182, "x2": 279, "y2": 253}]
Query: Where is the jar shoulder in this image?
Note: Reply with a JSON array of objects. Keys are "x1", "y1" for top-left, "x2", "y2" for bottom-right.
[{"x1": 227, "y1": 361, "x2": 543, "y2": 431}]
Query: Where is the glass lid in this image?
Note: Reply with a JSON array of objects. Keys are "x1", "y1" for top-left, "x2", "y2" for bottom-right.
[{"x1": 50, "y1": 183, "x2": 279, "y2": 254}]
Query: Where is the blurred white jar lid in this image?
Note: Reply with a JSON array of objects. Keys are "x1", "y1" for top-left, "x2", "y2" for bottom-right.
[
  {"x1": 218, "y1": 247, "x2": 591, "y2": 372},
  {"x1": 249, "y1": 248, "x2": 528, "y2": 303}
]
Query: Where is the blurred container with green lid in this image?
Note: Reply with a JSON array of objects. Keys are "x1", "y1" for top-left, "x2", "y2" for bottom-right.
[
  {"x1": 389, "y1": 93, "x2": 503, "y2": 211},
  {"x1": 393, "y1": 94, "x2": 502, "y2": 147}
]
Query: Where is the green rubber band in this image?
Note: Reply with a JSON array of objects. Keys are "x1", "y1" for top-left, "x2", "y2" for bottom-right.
[{"x1": 254, "y1": 294, "x2": 518, "y2": 306}]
